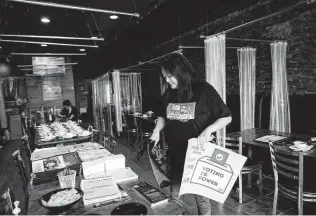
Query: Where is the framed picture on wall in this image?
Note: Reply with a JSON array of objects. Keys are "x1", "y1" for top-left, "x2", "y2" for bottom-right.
[{"x1": 42, "y1": 77, "x2": 62, "y2": 101}]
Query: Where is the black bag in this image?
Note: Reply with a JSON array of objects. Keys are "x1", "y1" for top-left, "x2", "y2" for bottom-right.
[{"x1": 147, "y1": 139, "x2": 171, "y2": 188}]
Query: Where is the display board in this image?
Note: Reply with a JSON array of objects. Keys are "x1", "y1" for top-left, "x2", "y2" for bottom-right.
[{"x1": 32, "y1": 57, "x2": 66, "y2": 75}]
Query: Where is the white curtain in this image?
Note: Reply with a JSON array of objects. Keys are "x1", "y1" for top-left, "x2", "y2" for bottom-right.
[
  {"x1": 112, "y1": 70, "x2": 123, "y2": 133},
  {"x1": 238, "y1": 47, "x2": 256, "y2": 131},
  {"x1": 269, "y1": 41, "x2": 291, "y2": 133},
  {"x1": 0, "y1": 78, "x2": 7, "y2": 128},
  {"x1": 120, "y1": 73, "x2": 142, "y2": 114},
  {"x1": 204, "y1": 34, "x2": 226, "y2": 147}
]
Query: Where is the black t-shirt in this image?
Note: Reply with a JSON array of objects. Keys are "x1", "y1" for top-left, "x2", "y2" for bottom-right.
[
  {"x1": 60, "y1": 105, "x2": 78, "y2": 121},
  {"x1": 154, "y1": 81, "x2": 232, "y2": 179}
]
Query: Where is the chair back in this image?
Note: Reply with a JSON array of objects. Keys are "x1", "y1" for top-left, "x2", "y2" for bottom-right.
[
  {"x1": 22, "y1": 135, "x2": 31, "y2": 161},
  {"x1": 268, "y1": 141, "x2": 303, "y2": 200},
  {"x1": 90, "y1": 130, "x2": 101, "y2": 143},
  {"x1": 12, "y1": 149, "x2": 29, "y2": 214},
  {"x1": 225, "y1": 136, "x2": 242, "y2": 155},
  {"x1": 12, "y1": 149, "x2": 28, "y2": 188},
  {"x1": 103, "y1": 135, "x2": 117, "y2": 154},
  {"x1": 0, "y1": 188, "x2": 15, "y2": 215}
]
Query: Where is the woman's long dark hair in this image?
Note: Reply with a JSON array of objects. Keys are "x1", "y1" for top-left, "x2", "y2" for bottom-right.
[{"x1": 160, "y1": 52, "x2": 195, "y2": 103}]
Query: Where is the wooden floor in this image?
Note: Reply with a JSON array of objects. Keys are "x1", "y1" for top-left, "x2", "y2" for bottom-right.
[{"x1": 1, "y1": 139, "x2": 315, "y2": 215}]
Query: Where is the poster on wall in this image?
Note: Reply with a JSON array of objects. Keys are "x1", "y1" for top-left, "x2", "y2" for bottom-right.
[
  {"x1": 32, "y1": 57, "x2": 66, "y2": 75},
  {"x1": 43, "y1": 77, "x2": 62, "y2": 101}
]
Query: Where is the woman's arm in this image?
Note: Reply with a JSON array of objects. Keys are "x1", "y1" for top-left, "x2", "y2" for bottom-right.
[
  {"x1": 150, "y1": 117, "x2": 166, "y2": 145},
  {"x1": 198, "y1": 116, "x2": 232, "y2": 146}
]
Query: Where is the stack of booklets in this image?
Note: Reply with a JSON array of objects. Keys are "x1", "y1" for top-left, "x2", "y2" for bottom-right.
[
  {"x1": 80, "y1": 176, "x2": 122, "y2": 206},
  {"x1": 132, "y1": 181, "x2": 169, "y2": 207}
]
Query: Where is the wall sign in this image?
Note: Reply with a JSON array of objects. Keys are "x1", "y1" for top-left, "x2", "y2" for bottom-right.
[
  {"x1": 43, "y1": 77, "x2": 62, "y2": 101},
  {"x1": 32, "y1": 57, "x2": 65, "y2": 75}
]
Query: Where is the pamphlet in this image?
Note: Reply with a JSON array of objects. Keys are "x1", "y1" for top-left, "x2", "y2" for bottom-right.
[
  {"x1": 32, "y1": 155, "x2": 66, "y2": 173},
  {"x1": 255, "y1": 135, "x2": 288, "y2": 143}
]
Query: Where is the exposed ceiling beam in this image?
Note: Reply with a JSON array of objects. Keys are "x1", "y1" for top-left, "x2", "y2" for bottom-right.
[
  {"x1": 11, "y1": 53, "x2": 87, "y2": 56},
  {"x1": 17, "y1": 63, "x2": 78, "y2": 67},
  {"x1": 7, "y1": 0, "x2": 140, "y2": 17},
  {"x1": 0, "y1": 39, "x2": 98, "y2": 48},
  {"x1": 0, "y1": 34, "x2": 104, "y2": 41}
]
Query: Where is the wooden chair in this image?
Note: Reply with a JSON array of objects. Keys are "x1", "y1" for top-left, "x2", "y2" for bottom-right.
[
  {"x1": 124, "y1": 114, "x2": 138, "y2": 148},
  {"x1": 102, "y1": 135, "x2": 117, "y2": 154},
  {"x1": 0, "y1": 187, "x2": 15, "y2": 215},
  {"x1": 21, "y1": 135, "x2": 32, "y2": 169},
  {"x1": 12, "y1": 149, "x2": 29, "y2": 214},
  {"x1": 268, "y1": 141, "x2": 316, "y2": 215},
  {"x1": 226, "y1": 136, "x2": 263, "y2": 204}
]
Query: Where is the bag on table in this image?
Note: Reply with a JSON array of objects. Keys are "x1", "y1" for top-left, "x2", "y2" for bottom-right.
[{"x1": 147, "y1": 139, "x2": 171, "y2": 188}]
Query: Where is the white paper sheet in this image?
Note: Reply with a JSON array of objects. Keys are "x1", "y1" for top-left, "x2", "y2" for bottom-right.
[{"x1": 179, "y1": 138, "x2": 247, "y2": 203}]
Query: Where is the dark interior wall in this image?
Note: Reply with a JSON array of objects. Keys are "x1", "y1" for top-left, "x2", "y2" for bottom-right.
[{"x1": 142, "y1": 0, "x2": 316, "y2": 134}]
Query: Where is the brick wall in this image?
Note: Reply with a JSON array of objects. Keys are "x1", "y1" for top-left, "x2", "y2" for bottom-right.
[{"x1": 151, "y1": 0, "x2": 316, "y2": 96}]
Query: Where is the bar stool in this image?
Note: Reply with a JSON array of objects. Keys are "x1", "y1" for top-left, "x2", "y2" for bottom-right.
[{"x1": 226, "y1": 136, "x2": 263, "y2": 204}]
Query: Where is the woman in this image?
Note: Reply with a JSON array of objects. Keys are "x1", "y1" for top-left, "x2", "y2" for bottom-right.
[
  {"x1": 60, "y1": 100, "x2": 78, "y2": 121},
  {"x1": 150, "y1": 53, "x2": 232, "y2": 215}
]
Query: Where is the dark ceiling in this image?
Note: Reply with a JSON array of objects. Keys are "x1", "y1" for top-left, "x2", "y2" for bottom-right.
[{"x1": 0, "y1": 0, "x2": 259, "y2": 79}]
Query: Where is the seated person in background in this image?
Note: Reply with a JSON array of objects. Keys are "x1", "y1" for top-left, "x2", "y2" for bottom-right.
[{"x1": 60, "y1": 100, "x2": 78, "y2": 121}]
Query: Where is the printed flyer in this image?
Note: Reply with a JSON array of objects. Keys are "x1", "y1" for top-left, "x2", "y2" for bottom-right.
[{"x1": 179, "y1": 138, "x2": 247, "y2": 203}]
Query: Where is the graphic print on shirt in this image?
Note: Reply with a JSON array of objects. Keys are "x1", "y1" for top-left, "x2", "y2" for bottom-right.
[{"x1": 166, "y1": 102, "x2": 196, "y2": 122}]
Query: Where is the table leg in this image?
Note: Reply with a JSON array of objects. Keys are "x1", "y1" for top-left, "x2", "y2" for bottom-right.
[{"x1": 248, "y1": 147, "x2": 253, "y2": 188}]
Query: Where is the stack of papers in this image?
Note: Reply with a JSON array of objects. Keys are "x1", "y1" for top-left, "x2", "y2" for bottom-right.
[
  {"x1": 80, "y1": 177, "x2": 121, "y2": 206},
  {"x1": 107, "y1": 167, "x2": 138, "y2": 183},
  {"x1": 82, "y1": 154, "x2": 125, "y2": 179},
  {"x1": 255, "y1": 135, "x2": 288, "y2": 143},
  {"x1": 78, "y1": 149, "x2": 112, "y2": 162},
  {"x1": 31, "y1": 142, "x2": 105, "y2": 161}
]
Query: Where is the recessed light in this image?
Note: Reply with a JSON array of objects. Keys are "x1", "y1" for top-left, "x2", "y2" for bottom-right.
[
  {"x1": 41, "y1": 17, "x2": 50, "y2": 23},
  {"x1": 110, "y1": 15, "x2": 119, "y2": 19},
  {"x1": 91, "y1": 37, "x2": 97, "y2": 39},
  {"x1": 80, "y1": 49, "x2": 85, "y2": 52},
  {"x1": 41, "y1": 44, "x2": 47, "y2": 47}
]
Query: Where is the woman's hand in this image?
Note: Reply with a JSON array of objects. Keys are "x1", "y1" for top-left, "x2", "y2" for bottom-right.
[
  {"x1": 149, "y1": 129, "x2": 160, "y2": 146},
  {"x1": 197, "y1": 129, "x2": 214, "y2": 150}
]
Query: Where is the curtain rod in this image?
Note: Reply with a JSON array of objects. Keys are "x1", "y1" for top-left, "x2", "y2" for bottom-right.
[
  {"x1": 118, "y1": 49, "x2": 182, "y2": 70},
  {"x1": 0, "y1": 34, "x2": 104, "y2": 41},
  {"x1": 17, "y1": 63, "x2": 78, "y2": 68},
  {"x1": 7, "y1": 0, "x2": 140, "y2": 17},
  {"x1": 21, "y1": 68, "x2": 70, "y2": 71},
  {"x1": 200, "y1": 0, "x2": 309, "y2": 39},
  {"x1": 11, "y1": 52, "x2": 86, "y2": 56},
  {"x1": 1, "y1": 39, "x2": 98, "y2": 48},
  {"x1": 226, "y1": 37, "x2": 274, "y2": 43},
  {"x1": 179, "y1": 45, "x2": 241, "y2": 49}
]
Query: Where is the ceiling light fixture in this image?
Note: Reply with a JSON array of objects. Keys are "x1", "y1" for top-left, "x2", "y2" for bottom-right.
[
  {"x1": 41, "y1": 17, "x2": 50, "y2": 23},
  {"x1": 41, "y1": 44, "x2": 47, "y2": 47},
  {"x1": 80, "y1": 48, "x2": 85, "y2": 52},
  {"x1": 110, "y1": 15, "x2": 118, "y2": 19},
  {"x1": 91, "y1": 37, "x2": 97, "y2": 39}
]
